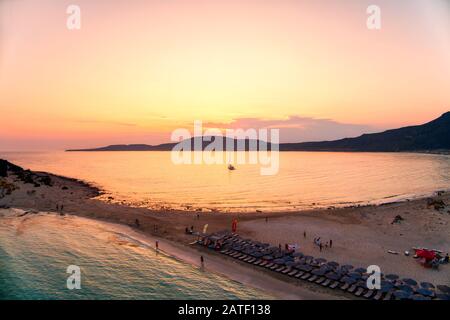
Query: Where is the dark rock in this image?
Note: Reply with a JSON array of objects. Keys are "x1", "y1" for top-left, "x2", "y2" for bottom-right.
[
  {"x1": 0, "y1": 160, "x2": 7, "y2": 177},
  {"x1": 427, "y1": 198, "x2": 446, "y2": 210},
  {"x1": 391, "y1": 215, "x2": 404, "y2": 224},
  {"x1": 39, "y1": 175, "x2": 53, "y2": 186},
  {"x1": 62, "y1": 186, "x2": 69, "y2": 190}
]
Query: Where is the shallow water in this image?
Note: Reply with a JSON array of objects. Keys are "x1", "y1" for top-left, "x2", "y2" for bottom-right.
[
  {"x1": 0, "y1": 212, "x2": 272, "y2": 300},
  {"x1": 2, "y1": 151, "x2": 450, "y2": 212}
]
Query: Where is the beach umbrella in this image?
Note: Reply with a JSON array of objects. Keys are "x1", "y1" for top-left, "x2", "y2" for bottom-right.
[
  {"x1": 326, "y1": 272, "x2": 341, "y2": 281},
  {"x1": 273, "y1": 252, "x2": 284, "y2": 259},
  {"x1": 385, "y1": 274, "x2": 399, "y2": 280},
  {"x1": 393, "y1": 290, "x2": 411, "y2": 300},
  {"x1": 273, "y1": 258, "x2": 286, "y2": 265},
  {"x1": 354, "y1": 267, "x2": 366, "y2": 274},
  {"x1": 420, "y1": 282, "x2": 435, "y2": 289},
  {"x1": 312, "y1": 268, "x2": 326, "y2": 276},
  {"x1": 437, "y1": 285, "x2": 450, "y2": 294},
  {"x1": 435, "y1": 293, "x2": 450, "y2": 301},
  {"x1": 356, "y1": 280, "x2": 367, "y2": 288},
  {"x1": 327, "y1": 261, "x2": 339, "y2": 268},
  {"x1": 397, "y1": 285, "x2": 414, "y2": 293},
  {"x1": 252, "y1": 252, "x2": 264, "y2": 258},
  {"x1": 262, "y1": 255, "x2": 274, "y2": 261},
  {"x1": 319, "y1": 265, "x2": 333, "y2": 272},
  {"x1": 348, "y1": 272, "x2": 362, "y2": 280},
  {"x1": 402, "y1": 278, "x2": 418, "y2": 286},
  {"x1": 292, "y1": 252, "x2": 304, "y2": 258},
  {"x1": 335, "y1": 266, "x2": 349, "y2": 275},
  {"x1": 380, "y1": 282, "x2": 394, "y2": 293},
  {"x1": 416, "y1": 288, "x2": 434, "y2": 297},
  {"x1": 411, "y1": 294, "x2": 430, "y2": 301},
  {"x1": 341, "y1": 276, "x2": 357, "y2": 285},
  {"x1": 286, "y1": 261, "x2": 296, "y2": 267},
  {"x1": 416, "y1": 249, "x2": 436, "y2": 261},
  {"x1": 294, "y1": 264, "x2": 304, "y2": 270},
  {"x1": 315, "y1": 258, "x2": 327, "y2": 264},
  {"x1": 341, "y1": 264, "x2": 354, "y2": 270},
  {"x1": 304, "y1": 255, "x2": 314, "y2": 262},
  {"x1": 299, "y1": 264, "x2": 313, "y2": 272}
]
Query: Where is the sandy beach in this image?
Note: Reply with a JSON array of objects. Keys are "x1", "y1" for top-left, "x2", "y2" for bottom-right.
[{"x1": 1, "y1": 165, "x2": 449, "y2": 299}]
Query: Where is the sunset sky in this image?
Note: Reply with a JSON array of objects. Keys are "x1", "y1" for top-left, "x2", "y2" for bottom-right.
[{"x1": 1, "y1": 0, "x2": 449, "y2": 151}]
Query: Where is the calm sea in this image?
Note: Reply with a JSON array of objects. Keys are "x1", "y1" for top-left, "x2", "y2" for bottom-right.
[{"x1": 2, "y1": 151, "x2": 450, "y2": 212}]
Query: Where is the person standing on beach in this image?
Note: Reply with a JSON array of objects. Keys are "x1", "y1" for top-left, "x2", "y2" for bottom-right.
[
  {"x1": 156, "y1": 240, "x2": 159, "y2": 251},
  {"x1": 200, "y1": 255, "x2": 204, "y2": 268},
  {"x1": 304, "y1": 231, "x2": 306, "y2": 239},
  {"x1": 319, "y1": 243, "x2": 323, "y2": 252},
  {"x1": 330, "y1": 239, "x2": 333, "y2": 248}
]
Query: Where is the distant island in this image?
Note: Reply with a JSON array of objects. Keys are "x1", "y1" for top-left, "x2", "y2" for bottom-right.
[{"x1": 67, "y1": 112, "x2": 450, "y2": 152}]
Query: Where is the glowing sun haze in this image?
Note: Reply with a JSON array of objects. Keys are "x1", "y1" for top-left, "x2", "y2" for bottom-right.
[{"x1": 0, "y1": 0, "x2": 449, "y2": 151}]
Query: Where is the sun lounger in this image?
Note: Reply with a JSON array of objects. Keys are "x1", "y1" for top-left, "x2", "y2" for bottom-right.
[
  {"x1": 329, "y1": 281, "x2": 340, "y2": 289},
  {"x1": 270, "y1": 265, "x2": 279, "y2": 271},
  {"x1": 383, "y1": 291, "x2": 393, "y2": 301},
  {"x1": 265, "y1": 263, "x2": 274, "y2": 268},
  {"x1": 282, "y1": 267, "x2": 291, "y2": 274},
  {"x1": 364, "y1": 290, "x2": 375, "y2": 299},
  {"x1": 347, "y1": 284, "x2": 357, "y2": 293},
  {"x1": 220, "y1": 249, "x2": 229, "y2": 254},
  {"x1": 372, "y1": 291, "x2": 383, "y2": 300},
  {"x1": 354, "y1": 287, "x2": 365, "y2": 297},
  {"x1": 340, "y1": 283, "x2": 350, "y2": 290},
  {"x1": 252, "y1": 259, "x2": 261, "y2": 265},
  {"x1": 247, "y1": 258, "x2": 256, "y2": 263},
  {"x1": 301, "y1": 273, "x2": 311, "y2": 280},
  {"x1": 308, "y1": 275, "x2": 318, "y2": 282},
  {"x1": 315, "y1": 277, "x2": 325, "y2": 284},
  {"x1": 275, "y1": 266, "x2": 285, "y2": 272},
  {"x1": 321, "y1": 279, "x2": 331, "y2": 287},
  {"x1": 288, "y1": 270, "x2": 298, "y2": 277},
  {"x1": 259, "y1": 261, "x2": 268, "y2": 267},
  {"x1": 295, "y1": 271, "x2": 304, "y2": 278}
]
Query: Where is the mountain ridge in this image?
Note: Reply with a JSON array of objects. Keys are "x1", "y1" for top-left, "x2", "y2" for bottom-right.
[{"x1": 66, "y1": 112, "x2": 450, "y2": 152}]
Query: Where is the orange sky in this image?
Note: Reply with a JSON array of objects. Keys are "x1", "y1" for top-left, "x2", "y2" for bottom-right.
[{"x1": 0, "y1": 0, "x2": 449, "y2": 150}]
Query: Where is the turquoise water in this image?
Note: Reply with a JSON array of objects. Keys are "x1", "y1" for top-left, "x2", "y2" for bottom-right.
[{"x1": 0, "y1": 211, "x2": 271, "y2": 300}]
